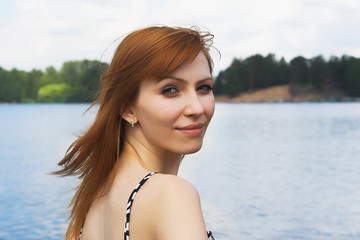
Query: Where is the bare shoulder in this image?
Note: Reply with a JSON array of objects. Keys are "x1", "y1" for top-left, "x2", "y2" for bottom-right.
[
  {"x1": 150, "y1": 173, "x2": 200, "y2": 198},
  {"x1": 136, "y1": 174, "x2": 201, "y2": 210},
  {"x1": 139, "y1": 174, "x2": 208, "y2": 240}
]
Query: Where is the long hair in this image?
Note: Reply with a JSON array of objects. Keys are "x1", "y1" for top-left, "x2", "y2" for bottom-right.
[{"x1": 54, "y1": 26, "x2": 215, "y2": 239}]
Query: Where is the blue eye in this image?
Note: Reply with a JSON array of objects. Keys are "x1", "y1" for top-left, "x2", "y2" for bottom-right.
[{"x1": 161, "y1": 86, "x2": 178, "y2": 95}]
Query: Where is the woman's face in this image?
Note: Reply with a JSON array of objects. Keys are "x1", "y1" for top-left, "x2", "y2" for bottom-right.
[{"x1": 132, "y1": 51, "x2": 215, "y2": 155}]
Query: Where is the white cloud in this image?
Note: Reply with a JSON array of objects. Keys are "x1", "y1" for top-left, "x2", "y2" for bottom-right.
[{"x1": 0, "y1": 0, "x2": 359, "y2": 74}]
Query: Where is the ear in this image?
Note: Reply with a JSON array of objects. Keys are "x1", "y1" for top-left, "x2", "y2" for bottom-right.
[{"x1": 121, "y1": 107, "x2": 137, "y2": 125}]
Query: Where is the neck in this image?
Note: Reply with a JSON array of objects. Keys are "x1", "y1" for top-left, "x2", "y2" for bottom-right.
[{"x1": 119, "y1": 138, "x2": 182, "y2": 175}]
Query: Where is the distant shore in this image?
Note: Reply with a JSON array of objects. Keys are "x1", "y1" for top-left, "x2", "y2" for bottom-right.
[
  {"x1": 2, "y1": 85, "x2": 360, "y2": 104},
  {"x1": 215, "y1": 85, "x2": 360, "y2": 103}
]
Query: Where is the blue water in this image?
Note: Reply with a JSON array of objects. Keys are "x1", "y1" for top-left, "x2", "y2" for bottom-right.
[{"x1": 1, "y1": 103, "x2": 360, "y2": 239}]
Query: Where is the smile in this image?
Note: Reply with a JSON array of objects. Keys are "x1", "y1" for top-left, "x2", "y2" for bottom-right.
[{"x1": 176, "y1": 123, "x2": 204, "y2": 136}]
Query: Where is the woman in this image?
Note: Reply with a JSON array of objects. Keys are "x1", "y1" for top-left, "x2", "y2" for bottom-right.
[{"x1": 55, "y1": 26, "x2": 216, "y2": 240}]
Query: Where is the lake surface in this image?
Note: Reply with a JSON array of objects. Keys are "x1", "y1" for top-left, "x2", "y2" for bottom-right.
[{"x1": 0, "y1": 103, "x2": 360, "y2": 239}]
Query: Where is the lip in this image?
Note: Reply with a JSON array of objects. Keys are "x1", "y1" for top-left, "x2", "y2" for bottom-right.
[{"x1": 176, "y1": 123, "x2": 205, "y2": 136}]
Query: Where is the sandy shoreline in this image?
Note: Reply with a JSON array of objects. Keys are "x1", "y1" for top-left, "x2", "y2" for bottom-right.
[{"x1": 216, "y1": 85, "x2": 292, "y2": 103}]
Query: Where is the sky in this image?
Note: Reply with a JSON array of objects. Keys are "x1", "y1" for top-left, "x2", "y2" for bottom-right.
[{"x1": 1, "y1": 0, "x2": 360, "y2": 75}]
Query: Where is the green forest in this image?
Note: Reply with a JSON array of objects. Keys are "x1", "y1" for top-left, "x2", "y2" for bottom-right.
[
  {"x1": 214, "y1": 54, "x2": 360, "y2": 99},
  {"x1": 0, "y1": 60, "x2": 108, "y2": 103},
  {"x1": 0, "y1": 55, "x2": 360, "y2": 103}
]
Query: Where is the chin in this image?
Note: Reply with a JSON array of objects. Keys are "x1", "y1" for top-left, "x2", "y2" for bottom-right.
[{"x1": 181, "y1": 142, "x2": 203, "y2": 154}]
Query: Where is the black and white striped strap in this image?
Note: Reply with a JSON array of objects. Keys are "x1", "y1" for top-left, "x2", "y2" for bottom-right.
[{"x1": 124, "y1": 172, "x2": 156, "y2": 240}]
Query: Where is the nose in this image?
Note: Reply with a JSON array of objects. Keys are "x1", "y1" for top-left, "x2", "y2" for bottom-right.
[{"x1": 183, "y1": 91, "x2": 204, "y2": 117}]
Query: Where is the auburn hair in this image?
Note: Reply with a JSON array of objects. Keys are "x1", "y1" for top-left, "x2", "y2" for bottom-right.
[{"x1": 54, "y1": 26, "x2": 214, "y2": 239}]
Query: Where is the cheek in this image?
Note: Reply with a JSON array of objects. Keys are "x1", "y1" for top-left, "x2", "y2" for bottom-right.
[
  {"x1": 140, "y1": 99, "x2": 182, "y2": 126},
  {"x1": 203, "y1": 95, "x2": 215, "y2": 120},
  {"x1": 156, "y1": 101, "x2": 183, "y2": 121}
]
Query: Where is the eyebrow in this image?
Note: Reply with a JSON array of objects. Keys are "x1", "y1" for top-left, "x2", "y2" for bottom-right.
[{"x1": 157, "y1": 76, "x2": 213, "y2": 83}]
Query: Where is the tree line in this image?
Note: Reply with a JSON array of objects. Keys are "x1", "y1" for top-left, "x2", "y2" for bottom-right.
[
  {"x1": 0, "y1": 60, "x2": 108, "y2": 103},
  {"x1": 213, "y1": 54, "x2": 360, "y2": 98},
  {"x1": 1, "y1": 55, "x2": 360, "y2": 103}
]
